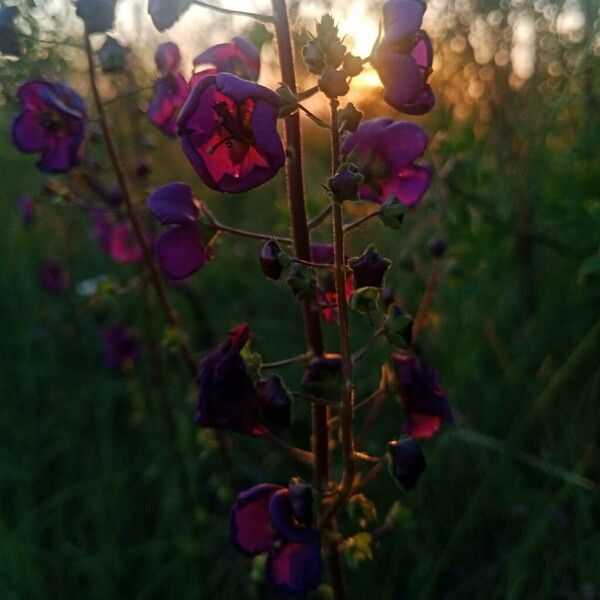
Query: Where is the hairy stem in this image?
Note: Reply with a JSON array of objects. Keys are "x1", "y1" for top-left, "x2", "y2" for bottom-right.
[{"x1": 214, "y1": 221, "x2": 293, "y2": 245}]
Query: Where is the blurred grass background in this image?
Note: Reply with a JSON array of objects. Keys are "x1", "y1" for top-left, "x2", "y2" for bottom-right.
[{"x1": 0, "y1": 0, "x2": 599, "y2": 598}]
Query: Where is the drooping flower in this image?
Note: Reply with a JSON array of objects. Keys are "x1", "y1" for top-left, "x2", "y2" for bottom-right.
[
  {"x1": 147, "y1": 43, "x2": 189, "y2": 137},
  {"x1": 147, "y1": 182, "x2": 214, "y2": 281},
  {"x1": 76, "y1": 0, "x2": 117, "y2": 33},
  {"x1": 349, "y1": 247, "x2": 391, "y2": 288},
  {"x1": 230, "y1": 479, "x2": 321, "y2": 596},
  {"x1": 392, "y1": 354, "x2": 453, "y2": 438},
  {"x1": 195, "y1": 324, "x2": 268, "y2": 436},
  {"x1": 374, "y1": 0, "x2": 435, "y2": 115},
  {"x1": 147, "y1": 0, "x2": 191, "y2": 32},
  {"x1": 12, "y1": 80, "x2": 87, "y2": 173},
  {"x1": 17, "y1": 196, "x2": 35, "y2": 227},
  {"x1": 91, "y1": 209, "x2": 144, "y2": 264},
  {"x1": 256, "y1": 374, "x2": 292, "y2": 430},
  {"x1": 0, "y1": 6, "x2": 20, "y2": 57},
  {"x1": 388, "y1": 437, "x2": 426, "y2": 490},
  {"x1": 193, "y1": 37, "x2": 260, "y2": 82},
  {"x1": 39, "y1": 259, "x2": 70, "y2": 293},
  {"x1": 177, "y1": 73, "x2": 285, "y2": 193},
  {"x1": 101, "y1": 322, "x2": 140, "y2": 372},
  {"x1": 342, "y1": 118, "x2": 430, "y2": 206}
]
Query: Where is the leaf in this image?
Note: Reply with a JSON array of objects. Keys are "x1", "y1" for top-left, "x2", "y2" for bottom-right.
[{"x1": 577, "y1": 253, "x2": 600, "y2": 283}]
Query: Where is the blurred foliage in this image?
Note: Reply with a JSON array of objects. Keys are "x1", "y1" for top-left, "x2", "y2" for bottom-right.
[{"x1": 0, "y1": 0, "x2": 599, "y2": 599}]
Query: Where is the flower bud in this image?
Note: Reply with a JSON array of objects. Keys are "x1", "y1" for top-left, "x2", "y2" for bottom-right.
[
  {"x1": 383, "y1": 304, "x2": 413, "y2": 349},
  {"x1": 427, "y1": 237, "x2": 446, "y2": 258},
  {"x1": 318, "y1": 67, "x2": 349, "y2": 98},
  {"x1": 378, "y1": 196, "x2": 405, "y2": 230},
  {"x1": 349, "y1": 286, "x2": 379, "y2": 315},
  {"x1": 98, "y1": 35, "x2": 127, "y2": 73},
  {"x1": 276, "y1": 84, "x2": 298, "y2": 118},
  {"x1": 338, "y1": 103, "x2": 363, "y2": 133},
  {"x1": 256, "y1": 374, "x2": 292, "y2": 430},
  {"x1": 343, "y1": 54, "x2": 363, "y2": 77},
  {"x1": 286, "y1": 263, "x2": 316, "y2": 301},
  {"x1": 349, "y1": 247, "x2": 391, "y2": 288},
  {"x1": 328, "y1": 164, "x2": 363, "y2": 203},
  {"x1": 302, "y1": 40, "x2": 325, "y2": 74},
  {"x1": 301, "y1": 354, "x2": 342, "y2": 401},
  {"x1": 325, "y1": 40, "x2": 346, "y2": 68},
  {"x1": 388, "y1": 438, "x2": 426, "y2": 490},
  {"x1": 260, "y1": 240, "x2": 285, "y2": 280}
]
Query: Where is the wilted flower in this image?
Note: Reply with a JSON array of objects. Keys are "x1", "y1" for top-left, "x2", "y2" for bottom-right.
[
  {"x1": 193, "y1": 37, "x2": 260, "y2": 82},
  {"x1": 0, "y1": 6, "x2": 20, "y2": 56},
  {"x1": 374, "y1": 0, "x2": 435, "y2": 114},
  {"x1": 101, "y1": 322, "x2": 140, "y2": 372},
  {"x1": 392, "y1": 354, "x2": 453, "y2": 438},
  {"x1": 256, "y1": 374, "x2": 292, "y2": 429},
  {"x1": 92, "y1": 209, "x2": 144, "y2": 264},
  {"x1": 76, "y1": 0, "x2": 117, "y2": 33},
  {"x1": 230, "y1": 480, "x2": 321, "y2": 596},
  {"x1": 177, "y1": 73, "x2": 285, "y2": 193},
  {"x1": 12, "y1": 80, "x2": 87, "y2": 173},
  {"x1": 17, "y1": 196, "x2": 35, "y2": 227},
  {"x1": 39, "y1": 259, "x2": 70, "y2": 293},
  {"x1": 342, "y1": 118, "x2": 430, "y2": 206},
  {"x1": 147, "y1": 43, "x2": 188, "y2": 137},
  {"x1": 388, "y1": 437, "x2": 426, "y2": 490},
  {"x1": 349, "y1": 247, "x2": 391, "y2": 288},
  {"x1": 196, "y1": 324, "x2": 268, "y2": 436},
  {"x1": 147, "y1": 182, "x2": 214, "y2": 281},
  {"x1": 147, "y1": 0, "x2": 191, "y2": 32}
]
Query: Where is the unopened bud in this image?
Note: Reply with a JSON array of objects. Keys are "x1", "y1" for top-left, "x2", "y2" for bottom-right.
[{"x1": 318, "y1": 67, "x2": 349, "y2": 98}]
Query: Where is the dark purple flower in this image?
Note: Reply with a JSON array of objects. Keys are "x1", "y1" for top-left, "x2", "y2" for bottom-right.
[
  {"x1": 301, "y1": 354, "x2": 342, "y2": 401},
  {"x1": 427, "y1": 237, "x2": 446, "y2": 258},
  {"x1": 0, "y1": 6, "x2": 20, "y2": 56},
  {"x1": 101, "y1": 322, "x2": 140, "y2": 372},
  {"x1": 196, "y1": 324, "x2": 268, "y2": 437},
  {"x1": 12, "y1": 80, "x2": 87, "y2": 173},
  {"x1": 349, "y1": 248, "x2": 391, "y2": 288},
  {"x1": 18, "y1": 195, "x2": 35, "y2": 227},
  {"x1": 328, "y1": 165, "x2": 363, "y2": 202},
  {"x1": 147, "y1": 0, "x2": 191, "y2": 32},
  {"x1": 374, "y1": 0, "x2": 435, "y2": 115},
  {"x1": 256, "y1": 374, "x2": 292, "y2": 430},
  {"x1": 392, "y1": 354, "x2": 452, "y2": 438},
  {"x1": 39, "y1": 259, "x2": 70, "y2": 293},
  {"x1": 91, "y1": 209, "x2": 145, "y2": 264},
  {"x1": 310, "y1": 243, "x2": 335, "y2": 265},
  {"x1": 230, "y1": 481, "x2": 321, "y2": 596},
  {"x1": 147, "y1": 182, "x2": 214, "y2": 281},
  {"x1": 147, "y1": 43, "x2": 189, "y2": 137},
  {"x1": 193, "y1": 37, "x2": 260, "y2": 82},
  {"x1": 98, "y1": 35, "x2": 127, "y2": 73},
  {"x1": 259, "y1": 240, "x2": 285, "y2": 280},
  {"x1": 388, "y1": 437, "x2": 426, "y2": 490},
  {"x1": 177, "y1": 73, "x2": 285, "y2": 193},
  {"x1": 342, "y1": 118, "x2": 430, "y2": 206},
  {"x1": 76, "y1": 0, "x2": 116, "y2": 33}
]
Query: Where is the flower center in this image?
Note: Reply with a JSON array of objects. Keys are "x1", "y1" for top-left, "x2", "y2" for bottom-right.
[{"x1": 40, "y1": 110, "x2": 66, "y2": 136}]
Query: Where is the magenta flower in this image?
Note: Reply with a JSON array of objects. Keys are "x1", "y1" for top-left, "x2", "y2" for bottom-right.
[
  {"x1": 92, "y1": 209, "x2": 144, "y2": 264},
  {"x1": 147, "y1": 0, "x2": 191, "y2": 32},
  {"x1": 177, "y1": 73, "x2": 285, "y2": 193},
  {"x1": 342, "y1": 118, "x2": 430, "y2": 206},
  {"x1": 230, "y1": 480, "x2": 321, "y2": 596},
  {"x1": 101, "y1": 323, "x2": 140, "y2": 372},
  {"x1": 193, "y1": 37, "x2": 260, "y2": 82},
  {"x1": 374, "y1": 0, "x2": 435, "y2": 115},
  {"x1": 0, "y1": 6, "x2": 20, "y2": 57},
  {"x1": 392, "y1": 354, "x2": 453, "y2": 438},
  {"x1": 39, "y1": 259, "x2": 70, "y2": 293},
  {"x1": 12, "y1": 80, "x2": 87, "y2": 173},
  {"x1": 196, "y1": 324, "x2": 268, "y2": 437},
  {"x1": 18, "y1": 196, "x2": 35, "y2": 227},
  {"x1": 147, "y1": 43, "x2": 189, "y2": 137},
  {"x1": 147, "y1": 182, "x2": 214, "y2": 281}
]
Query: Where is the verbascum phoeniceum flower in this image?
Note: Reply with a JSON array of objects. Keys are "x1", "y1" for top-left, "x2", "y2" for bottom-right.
[
  {"x1": 12, "y1": 80, "x2": 87, "y2": 173},
  {"x1": 177, "y1": 73, "x2": 285, "y2": 193},
  {"x1": 193, "y1": 37, "x2": 260, "y2": 82}
]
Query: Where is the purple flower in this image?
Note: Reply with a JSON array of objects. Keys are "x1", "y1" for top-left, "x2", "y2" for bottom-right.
[
  {"x1": 39, "y1": 259, "x2": 70, "y2": 293},
  {"x1": 177, "y1": 73, "x2": 285, "y2": 193},
  {"x1": 374, "y1": 0, "x2": 435, "y2": 115},
  {"x1": 101, "y1": 323, "x2": 140, "y2": 372},
  {"x1": 349, "y1": 247, "x2": 391, "y2": 288},
  {"x1": 91, "y1": 209, "x2": 144, "y2": 264},
  {"x1": 256, "y1": 374, "x2": 292, "y2": 430},
  {"x1": 196, "y1": 324, "x2": 268, "y2": 437},
  {"x1": 392, "y1": 354, "x2": 452, "y2": 438},
  {"x1": 193, "y1": 37, "x2": 260, "y2": 82},
  {"x1": 12, "y1": 80, "x2": 87, "y2": 173},
  {"x1": 147, "y1": 182, "x2": 214, "y2": 281},
  {"x1": 76, "y1": 0, "x2": 116, "y2": 33},
  {"x1": 259, "y1": 240, "x2": 285, "y2": 280},
  {"x1": 147, "y1": 0, "x2": 191, "y2": 32},
  {"x1": 342, "y1": 118, "x2": 430, "y2": 206},
  {"x1": 230, "y1": 480, "x2": 321, "y2": 596},
  {"x1": 388, "y1": 437, "x2": 426, "y2": 490},
  {"x1": 0, "y1": 6, "x2": 20, "y2": 57},
  {"x1": 17, "y1": 196, "x2": 35, "y2": 227},
  {"x1": 301, "y1": 354, "x2": 342, "y2": 401},
  {"x1": 147, "y1": 43, "x2": 189, "y2": 137}
]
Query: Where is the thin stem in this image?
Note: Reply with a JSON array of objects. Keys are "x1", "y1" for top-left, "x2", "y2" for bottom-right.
[
  {"x1": 308, "y1": 204, "x2": 333, "y2": 230},
  {"x1": 265, "y1": 432, "x2": 313, "y2": 465},
  {"x1": 297, "y1": 104, "x2": 332, "y2": 129},
  {"x1": 214, "y1": 221, "x2": 293, "y2": 245},
  {"x1": 192, "y1": 0, "x2": 273, "y2": 22},
  {"x1": 262, "y1": 352, "x2": 313, "y2": 369},
  {"x1": 343, "y1": 209, "x2": 382, "y2": 234},
  {"x1": 328, "y1": 389, "x2": 384, "y2": 427},
  {"x1": 102, "y1": 86, "x2": 153, "y2": 106},
  {"x1": 291, "y1": 257, "x2": 334, "y2": 270},
  {"x1": 297, "y1": 85, "x2": 319, "y2": 100},
  {"x1": 352, "y1": 327, "x2": 384, "y2": 364},
  {"x1": 411, "y1": 261, "x2": 442, "y2": 345}
]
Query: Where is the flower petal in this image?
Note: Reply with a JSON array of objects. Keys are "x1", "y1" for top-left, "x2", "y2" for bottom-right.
[
  {"x1": 265, "y1": 538, "x2": 321, "y2": 596},
  {"x1": 268, "y1": 489, "x2": 316, "y2": 543},
  {"x1": 381, "y1": 0, "x2": 425, "y2": 43},
  {"x1": 148, "y1": 182, "x2": 199, "y2": 224},
  {"x1": 12, "y1": 111, "x2": 46, "y2": 153}
]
